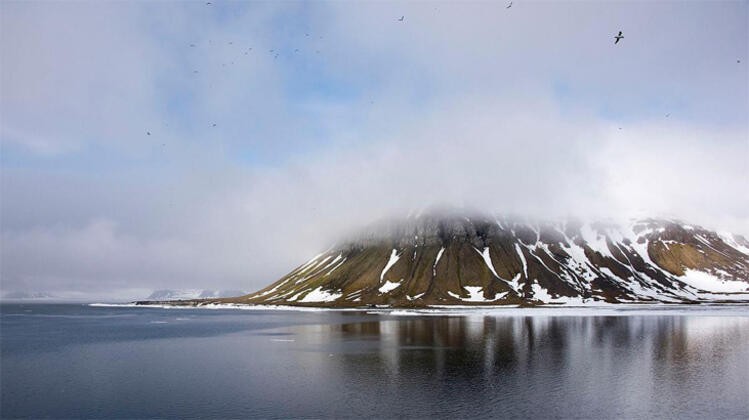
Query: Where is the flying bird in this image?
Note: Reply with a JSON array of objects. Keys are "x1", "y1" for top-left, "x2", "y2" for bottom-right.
[
  {"x1": 212, "y1": 123, "x2": 217, "y2": 127},
  {"x1": 614, "y1": 31, "x2": 623, "y2": 44},
  {"x1": 147, "y1": 131, "x2": 151, "y2": 136},
  {"x1": 398, "y1": 16, "x2": 404, "y2": 21},
  {"x1": 507, "y1": 2, "x2": 512, "y2": 8},
  {"x1": 206, "y1": 2, "x2": 211, "y2": 5},
  {"x1": 189, "y1": 44, "x2": 195, "y2": 47}
]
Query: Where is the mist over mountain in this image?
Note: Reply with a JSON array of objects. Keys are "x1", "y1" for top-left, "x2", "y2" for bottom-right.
[{"x1": 208, "y1": 211, "x2": 749, "y2": 307}]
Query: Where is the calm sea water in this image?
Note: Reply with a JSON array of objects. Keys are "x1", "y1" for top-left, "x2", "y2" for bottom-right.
[{"x1": 1, "y1": 304, "x2": 748, "y2": 419}]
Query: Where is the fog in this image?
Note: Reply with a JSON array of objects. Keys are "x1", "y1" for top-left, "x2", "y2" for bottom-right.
[{"x1": 1, "y1": 1, "x2": 747, "y2": 299}]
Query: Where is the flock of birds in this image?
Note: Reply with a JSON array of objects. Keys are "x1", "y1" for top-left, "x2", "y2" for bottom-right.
[{"x1": 146, "y1": 1, "x2": 742, "y2": 138}]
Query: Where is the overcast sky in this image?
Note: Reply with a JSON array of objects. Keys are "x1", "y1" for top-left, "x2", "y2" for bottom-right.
[{"x1": 1, "y1": 0, "x2": 747, "y2": 299}]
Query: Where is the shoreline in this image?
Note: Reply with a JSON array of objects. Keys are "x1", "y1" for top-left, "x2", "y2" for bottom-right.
[{"x1": 88, "y1": 301, "x2": 749, "y2": 317}]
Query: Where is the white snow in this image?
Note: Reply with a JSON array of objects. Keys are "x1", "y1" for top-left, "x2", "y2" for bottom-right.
[
  {"x1": 448, "y1": 286, "x2": 507, "y2": 302},
  {"x1": 378, "y1": 280, "x2": 403, "y2": 294},
  {"x1": 475, "y1": 247, "x2": 500, "y2": 278},
  {"x1": 679, "y1": 269, "x2": 749, "y2": 293},
  {"x1": 718, "y1": 232, "x2": 749, "y2": 255},
  {"x1": 530, "y1": 283, "x2": 587, "y2": 305},
  {"x1": 515, "y1": 244, "x2": 528, "y2": 278},
  {"x1": 406, "y1": 292, "x2": 426, "y2": 301},
  {"x1": 433, "y1": 247, "x2": 445, "y2": 276},
  {"x1": 380, "y1": 249, "x2": 401, "y2": 281},
  {"x1": 298, "y1": 286, "x2": 343, "y2": 303},
  {"x1": 324, "y1": 255, "x2": 346, "y2": 276}
]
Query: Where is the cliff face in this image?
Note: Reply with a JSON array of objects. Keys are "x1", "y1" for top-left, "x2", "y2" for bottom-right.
[{"x1": 234, "y1": 214, "x2": 749, "y2": 307}]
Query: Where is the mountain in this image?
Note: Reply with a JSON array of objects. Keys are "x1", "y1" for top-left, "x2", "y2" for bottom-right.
[
  {"x1": 224, "y1": 212, "x2": 749, "y2": 307},
  {"x1": 146, "y1": 289, "x2": 247, "y2": 300}
]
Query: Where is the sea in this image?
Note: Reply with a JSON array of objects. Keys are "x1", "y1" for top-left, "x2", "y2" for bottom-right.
[{"x1": 1, "y1": 303, "x2": 748, "y2": 419}]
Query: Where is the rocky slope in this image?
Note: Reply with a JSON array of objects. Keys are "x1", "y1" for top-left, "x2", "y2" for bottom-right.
[{"x1": 158, "y1": 213, "x2": 749, "y2": 307}]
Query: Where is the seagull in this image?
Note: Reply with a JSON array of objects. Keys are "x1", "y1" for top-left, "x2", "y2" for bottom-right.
[
  {"x1": 398, "y1": 16, "x2": 404, "y2": 21},
  {"x1": 189, "y1": 44, "x2": 195, "y2": 47},
  {"x1": 206, "y1": 2, "x2": 211, "y2": 5},
  {"x1": 212, "y1": 123, "x2": 217, "y2": 127},
  {"x1": 507, "y1": 1, "x2": 512, "y2": 8},
  {"x1": 614, "y1": 31, "x2": 623, "y2": 44},
  {"x1": 147, "y1": 131, "x2": 151, "y2": 136},
  {"x1": 665, "y1": 113, "x2": 670, "y2": 118}
]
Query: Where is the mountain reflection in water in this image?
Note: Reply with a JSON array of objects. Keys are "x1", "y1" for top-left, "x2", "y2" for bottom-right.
[{"x1": 1, "y1": 305, "x2": 747, "y2": 419}]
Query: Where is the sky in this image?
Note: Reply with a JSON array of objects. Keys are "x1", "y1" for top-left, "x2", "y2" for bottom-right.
[{"x1": 1, "y1": 0, "x2": 747, "y2": 300}]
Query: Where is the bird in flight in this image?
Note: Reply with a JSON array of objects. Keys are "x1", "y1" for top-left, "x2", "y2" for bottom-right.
[
  {"x1": 507, "y1": 2, "x2": 512, "y2": 8},
  {"x1": 614, "y1": 31, "x2": 623, "y2": 44},
  {"x1": 206, "y1": 2, "x2": 211, "y2": 5},
  {"x1": 212, "y1": 123, "x2": 217, "y2": 127},
  {"x1": 398, "y1": 16, "x2": 404, "y2": 21},
  {"x1": 146, "y1": 131, "x2": 151, "y2": 136}
]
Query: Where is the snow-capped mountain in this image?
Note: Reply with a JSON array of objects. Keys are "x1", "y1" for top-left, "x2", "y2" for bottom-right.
[
  {"x1": 147, "y1": 289, "x2": 247, "y2": 300},
  {"x1": 237, "y1": 212, "x2": 749, "y2": 307}
]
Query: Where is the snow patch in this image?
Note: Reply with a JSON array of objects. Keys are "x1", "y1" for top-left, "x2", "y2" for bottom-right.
[
  {"x1": 679, "y1": 269, "x2": 749, "y2": 293},
  {"x1": 380, "y1": 249, "x2": 401, "y2": 281},
  {"x1": 298, "y1": 287, "x2": 343, "y2": 303},
  {"x1": 378, "y1": 280, "x2": 403, "y2": 294},
  {"x1": 475, "y1": 247, "x2": 500, "y2": 278},
  {"x1": 515, "y1": 244, "x2": 528, "y2": 278},
  {"x1": 433, "y1": 247, "x2": 445, "y2": 276}
]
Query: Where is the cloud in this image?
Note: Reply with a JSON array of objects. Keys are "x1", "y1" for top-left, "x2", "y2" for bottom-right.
[{"x1": 1, "y1": 1, "x2": 747, "y2": 298}]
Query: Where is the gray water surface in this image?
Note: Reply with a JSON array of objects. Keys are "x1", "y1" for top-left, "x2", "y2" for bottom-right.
[{"x1": 1, "y1": 304, "x2": 748, "y2": 418}]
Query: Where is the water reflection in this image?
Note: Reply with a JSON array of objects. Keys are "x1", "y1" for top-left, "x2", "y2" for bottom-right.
[{"x1": 302, "y1": 315, "x2": 749, "y2": 418}]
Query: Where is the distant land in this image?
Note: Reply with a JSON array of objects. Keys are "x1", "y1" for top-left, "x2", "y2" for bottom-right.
[
  {"x1": 137, "y1": 211, "x2": 749, "y2": 308},
  {"x1": 146, "y1": 289, "x2": 248, "y2": 300},
  {"x1": 1, "y1": 289, "x2": 247, "y2": 302}
]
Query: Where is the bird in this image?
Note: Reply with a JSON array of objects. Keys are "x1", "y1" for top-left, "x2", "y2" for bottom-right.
[
  {"x1": 274, "y1": 53, "x2": 279, "y2": 59},
  {"x1": 206, "y1": 2, "x2": 211, "y2": 5},
  {"x1": 398, "y1": 16, "x2": 405, "y2": 21},
  {"x1": 665, "y1": 113, "x2": 670, "y2": 118},
  {"x1": 228, "y1": 42, "x2": 233, "y2": 45},
  {"x1": 212, "y1": 123, "x2": 217, "y2": 127},
  {"x1": 614, "y1": 31, "x2": 623, "y2": 44},
  {"x1": 507, "y1": 1, "x2": 512, "y2": 8},
  {"x1": 294, "y1": 48, "x2": 299, "y2": 52},
  {"x1": 147, "y1": 131, "x2": 151, "y2": 136},
  {"x1": 189, "y1": 44, "x2": 195, "y2": 47}
]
